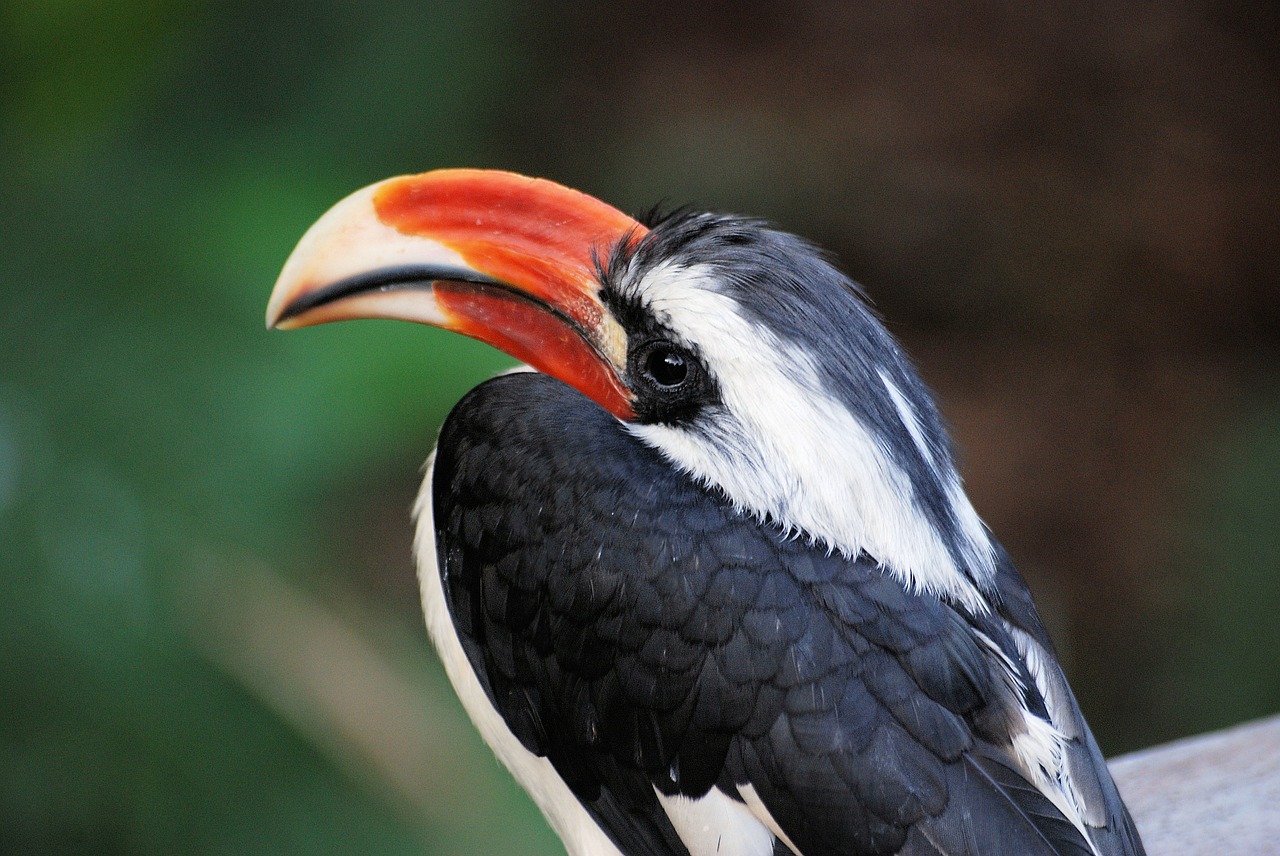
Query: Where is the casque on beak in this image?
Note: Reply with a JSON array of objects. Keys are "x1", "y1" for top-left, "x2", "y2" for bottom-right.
[{"x1": 266, "y1": 168, "x2": 644, "y2": 420}]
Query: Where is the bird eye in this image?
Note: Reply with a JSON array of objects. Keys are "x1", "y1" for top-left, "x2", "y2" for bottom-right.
[
  {"x1": 626, "y1": 338, "x2": 712, "y2": 424},
  {"x1": 645, "y1": 347, "x2": 689, "y2": 388}
]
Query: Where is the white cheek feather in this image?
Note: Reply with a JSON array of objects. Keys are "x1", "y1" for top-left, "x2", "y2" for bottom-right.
[{"x1": 627, "y1": 263, "x2": 993, "y2": 612}]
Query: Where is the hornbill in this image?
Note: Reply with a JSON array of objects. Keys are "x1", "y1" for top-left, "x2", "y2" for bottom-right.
[{"x1": 266, "y1": 169, "x2": 1145, "y2": 856}]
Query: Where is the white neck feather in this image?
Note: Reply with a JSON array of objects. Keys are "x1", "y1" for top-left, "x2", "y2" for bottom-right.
[{"x1": 626, "y1": 262, "x2": 995, "y2": 611}]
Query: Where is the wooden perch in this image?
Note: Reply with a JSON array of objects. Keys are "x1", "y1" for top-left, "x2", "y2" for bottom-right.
[{"x1": 1110, "y1": 714, "x2": 1280, "y2": 854}]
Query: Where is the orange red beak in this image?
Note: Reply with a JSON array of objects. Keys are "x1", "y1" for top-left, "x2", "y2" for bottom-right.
[{"x1": 266, "y1": 169, "x2": 645, "y2": 420}]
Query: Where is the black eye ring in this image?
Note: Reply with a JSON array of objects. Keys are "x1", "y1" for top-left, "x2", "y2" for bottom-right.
[{"x1": 626, "y1": 338, "x2": 713, "y2": 424}]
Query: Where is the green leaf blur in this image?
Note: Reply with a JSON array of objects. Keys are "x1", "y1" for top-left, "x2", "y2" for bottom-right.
[{"x1": 1, "y1": 1, "x2": 554, "y2": 853}]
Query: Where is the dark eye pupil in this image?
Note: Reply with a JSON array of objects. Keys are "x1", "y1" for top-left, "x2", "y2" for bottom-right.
[{"x1": 646, "y1": 348, "x2": 688, "y2": 387}]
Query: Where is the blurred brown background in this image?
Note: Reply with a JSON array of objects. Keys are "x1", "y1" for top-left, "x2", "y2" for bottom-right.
[{"x1": 2, "y1": 1, "x2": 1276, "y2": 853}]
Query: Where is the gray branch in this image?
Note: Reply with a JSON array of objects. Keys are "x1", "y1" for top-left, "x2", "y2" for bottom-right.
[{"x1": 1110, "y1": 714, "x2": 1280, "y2": 854}]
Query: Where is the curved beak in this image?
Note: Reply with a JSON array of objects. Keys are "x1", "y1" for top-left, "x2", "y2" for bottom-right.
[{"x1": 266, "y1": 169, "x2": 644, "y2": 419}]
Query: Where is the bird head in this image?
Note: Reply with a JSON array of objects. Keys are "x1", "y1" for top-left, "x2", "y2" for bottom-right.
[{"x1": 268, "y1": 169, "x2": 995, "y2": 607}]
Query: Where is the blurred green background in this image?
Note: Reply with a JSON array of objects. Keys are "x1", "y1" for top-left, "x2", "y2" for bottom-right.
[{"x1": 2, "y1": 2, "x2": 1277, "y2": 853}]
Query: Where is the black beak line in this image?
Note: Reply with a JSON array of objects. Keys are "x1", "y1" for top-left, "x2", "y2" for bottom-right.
[{"x1": 273, "y1": 264, "x2": 503, "y2": 326}]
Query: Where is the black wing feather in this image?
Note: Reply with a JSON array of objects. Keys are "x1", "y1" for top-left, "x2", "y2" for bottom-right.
[
  {"x1": 987, "y1": 548, "x2": 1146, "y2": 856},
  {"x1": 433, "y1": 374, "x2": 1139, "y2": 856}
]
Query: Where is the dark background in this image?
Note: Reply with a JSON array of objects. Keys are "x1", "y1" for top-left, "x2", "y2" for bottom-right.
[{"x1": 2, "y1": 1, "x2": 1277, "y2": 853}]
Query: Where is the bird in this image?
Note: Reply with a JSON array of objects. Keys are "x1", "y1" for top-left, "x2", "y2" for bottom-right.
[{"x1": 266, "y1": 169, "x2": 1146, "y2": 856}]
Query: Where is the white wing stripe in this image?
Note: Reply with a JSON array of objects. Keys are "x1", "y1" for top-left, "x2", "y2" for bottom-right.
[{"x1": 655, "y1": 787, "x2": 776, "y2": 856}]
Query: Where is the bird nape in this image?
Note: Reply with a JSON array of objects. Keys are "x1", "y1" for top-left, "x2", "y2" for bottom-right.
[{"x1": 266, "y1": 169, "x2": 1146, "y2": 856}]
